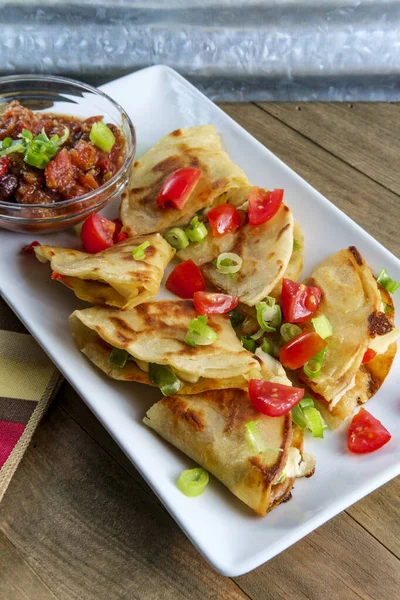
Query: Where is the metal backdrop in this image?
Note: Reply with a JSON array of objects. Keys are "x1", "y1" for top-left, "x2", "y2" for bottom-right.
[{"x1": 1, "y1": 0, "x2": 400, "y2": 100}]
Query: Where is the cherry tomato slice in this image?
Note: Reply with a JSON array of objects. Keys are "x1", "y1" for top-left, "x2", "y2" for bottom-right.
[
  {"x1": 348, "y1": 408, "x2": 391, "y2": 454},
  {"x1": 248, "y1": 379, "x2": 304, "y2": 417},
  {"x1": 280, "y1": 330, "x2": 327, "y2": 370},
  {"x1": 248, "y1": 187, "x2": 284, "y2": 226},
  {"x1": 166, "y1": 260, "x2": 205, "y2": 299},
  {"x1": 281, "y1": 278, "x2": 322, "y2": 324},
  {"x1": 80, "y1": 213, "x2": 116, "y2": 254},
  {"x1": 193, "y1": 291, "x2": 238, "y2": 315},
  {"x1": 362, "y1": 348, "x2": 377, "y2": 364},
  {"x1": 0, "y1": 156, "x2": 9, "y2": 178},
  {"x1": 21, "y1": 240, "x2": 41, "y2": 254},
  {"x1": 156, "y1": 167, "x2": 202, "y2": 210},
  {"x1": 207, "y1": 203, "x2": 241, "y2": 237},
  {"x1": 51, "y1": 271, "x2": 66, "y2": 281}
]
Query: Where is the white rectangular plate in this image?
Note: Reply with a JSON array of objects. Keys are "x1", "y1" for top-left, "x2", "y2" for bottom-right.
[{"x1": 1, "y1": 66, "x2": 399, "y2": 577}]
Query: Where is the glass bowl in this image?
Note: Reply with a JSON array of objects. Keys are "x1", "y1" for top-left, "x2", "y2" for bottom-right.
[{"x1": 0, "y1": 74, "x2": 135, "y2": 233}]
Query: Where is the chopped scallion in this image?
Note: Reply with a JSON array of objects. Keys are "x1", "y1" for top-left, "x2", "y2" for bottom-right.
[
  {"x1": 311, "y1": 315, "x2": 332, "y2": 339},
  {"x1": 291, "y1": 404, "x2": 308, "y2": 429},
  {"x1": 177, "y1": 467, "x2": 209, "y2": 497},
  {"x1": 89, "y1": 121, "x2": 115, "y2": 152},
  {"x1": 260, "y1": 338, "x2": 272, "y2": 354},
  {"x1": 250, "y1": 329, "x2": 264, "y2": 341},
  {"x1": 185, "y1": 315, "x2": 218, "y2": 347},
  {"x1": 132, "y1": 241, "x2": 151, "y2": 260},
  {"x1": 303, "y1": 407, "x2": 326, "y2": 438},
  {"x1": 256, "y1": 299, "x2": 282, "y2": 332},
  {"x1": 245, "y1": 421, "x2": 267, "y2": 453},
  {"x1": 303, "y1": 358, "x2": 322, "y2": 378},
  {"x1": 377, "y1": 268, "x2": 400, "y2": 294},
  {"x1": 148, "y1": 363, "x2": 182, "y2": 396},
  {"x1": 164, "y1": 227, "x2": 190, "y2": 250},
  {"x1": 215, "y1": 252, "x2": 242, "y2": 274},
  {"x1": 293, "y1": 239, "x2": 301, "y2": 251},
  {"x1": 241, "y1": 336, "x2": 256, "y2": 352},
  {"x1": 299, "y1": 397, "x2": 315, "y2": 409},
  {"x1": 384, "y1": 303, "x2": 394, "y2": 315},
  {"x1": 280, "y1": 322, "x2": 302, "y2": 342},
  {"x1": 109, "y1": 347, "x2": 129, "y2": 368},
  {"x1": 185, "y1": 216, "x2": 208, "y2": 243}
]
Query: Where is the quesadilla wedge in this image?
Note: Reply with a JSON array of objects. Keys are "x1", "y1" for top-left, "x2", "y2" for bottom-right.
[
  {"x1": 120, "y1": 125, "x2": 250, "y2": 236},
  {"x1": 35, "y1": 234, "x2": 174, "y2": 310},
  {"x1": 143, "y1": 389, "x2": 315, "y2": 516},
  {"x1": 299, "y1": 247, "x2": 399, "y2": 420},
  {"x1": 177, "y1": 201, "x2": 294, "y2": 306},
  {"x1": 69, "y1": 300, "x2": 261, "y2": 394}
]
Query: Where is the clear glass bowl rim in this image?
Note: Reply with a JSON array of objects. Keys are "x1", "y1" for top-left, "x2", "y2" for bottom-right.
[{"x1": 0, "y1": 73, "x2": 135, "y2": 211}]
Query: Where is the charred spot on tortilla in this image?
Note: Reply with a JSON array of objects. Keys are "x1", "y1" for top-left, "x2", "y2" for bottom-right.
[
  {"x1": 152, "y1": 155, "x2": 184, "y2": 173},
  {"x1": 277, "y1": 223, "x2": 291, "y2": 241},
  {"x1": 348, "y1": 245, "x2": 364, "y2": 266},
  {"x1": 165, "y1": 396, "x2": 206, "y2": 431},
  {"x1": 249, "y1": 456, "x2": 283, "y2": 486},
  {"x1": 134, "y1": 160, "x2": 140, "y2": 167},
  {"x1": 170, "y1": 128, "x2": 182, "y2": 137},
  {"x1": 368, "y1": 311, "x2": 393, "y2": 337},
  {"x1": 109, "y1": 316, "x2": 137, "y2": 338}
]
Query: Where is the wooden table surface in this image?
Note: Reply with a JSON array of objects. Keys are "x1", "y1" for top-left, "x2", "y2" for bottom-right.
[{"x1": 0, "y1": 103, "x2": 399, "y2": 600}]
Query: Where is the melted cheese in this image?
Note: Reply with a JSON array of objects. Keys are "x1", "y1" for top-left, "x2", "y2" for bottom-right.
[
  {"x1": 281, "y1": 448, "x2": 315, "y2": 480},
  {"x1": 255, "y1": 348, "x2": 293, "y2": 386},
  {"x1": 369, "y1": 327, "x2": 400, "y2": 355},
  {"x1": 330, "y1": 375, "x2": 356, "y2": 409}
]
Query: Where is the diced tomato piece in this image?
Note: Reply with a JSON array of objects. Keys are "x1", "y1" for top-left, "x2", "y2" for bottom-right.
[
  {"x1": 166, "y1": 260, "x2": 205, "y2": 299},
  {"x1": 21, "y1": 240, "x2": 41, "y2": 254},
  {"x1": 110, "y1": 218, "x2": 128, "y2": 243},
  {"x1": 193, "y1": 292, "x2": 238, "y2": 315},
  {"x1": 45, "y1": 148, "x2": 75, "y2": 192},
  {"x1": 51, "y1": 271, "x2": 66, "y2": 281},
  {"x1": 362, "y1": 348, "x2": 377, "y2": 364},
  {"x1": 70, "y1": 140, "x2": 99, "y2": 171},
  {"x1": 248, "y1": 379, "x2": 304, "y2": 417},
  {"x1": 348, "y1": 408, "x2": 391, "y2": 454},
  {"x1": 280, "y1": 330, "x2": 327, "y2": 370},
  {"x1": 80, "y1": 213, "x2": 116, "y2": 254},
  {"x1": 156, "y1": 167, "x2": 202, "y2": 210},
  {"x1": 207, "y1": 203, "x2": 241, "y2": 237},
  {"x1": 97, "y1": 152, "x2": 114, "y2": 174},
  {"x1": 0, "y1": 156, "x2": 9, "y2": 178},
  {"x1": 248, "y1": 187, "x2": 284, "y2": 226},
  {"x1": 281, "y1": 278, "x2": 322, "y2": 324},
  {"x1": 78, "y1": 173, "x2": 99, "y2": 190}
]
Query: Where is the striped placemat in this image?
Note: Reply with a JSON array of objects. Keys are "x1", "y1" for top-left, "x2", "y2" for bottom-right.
[{"x1": 0, "y1": 295, "x2": 61, "y2": 502}]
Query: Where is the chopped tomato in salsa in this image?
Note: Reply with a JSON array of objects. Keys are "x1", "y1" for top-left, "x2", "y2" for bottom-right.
[{"x1": 0, "y1": 101, "x2": 125, "y2": 205}]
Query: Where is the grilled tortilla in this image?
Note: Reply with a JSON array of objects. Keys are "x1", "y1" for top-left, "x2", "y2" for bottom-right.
[
  {"x1": 120, "y1": 125, "x2": 250, "y2": 236},
  {"x1": 178, "y1": 201, "x2": 294, "y2": 306},
  {"x1": 69, "y1": 300, "x2": 261, "y2": 393},
  {"x1": 300, "y1": 247, "x2": 398, "y2": 418},
  {"x1": 144, "y1": 389, "x2": 315, "y2": 516},
  {"x1": 35, "y1": 234, "x2": 174, "y2": 310}
]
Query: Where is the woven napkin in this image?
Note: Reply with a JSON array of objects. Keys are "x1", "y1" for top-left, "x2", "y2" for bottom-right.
[{"x1": 0, "y1": 295, "x2": 61, "y2": 502}]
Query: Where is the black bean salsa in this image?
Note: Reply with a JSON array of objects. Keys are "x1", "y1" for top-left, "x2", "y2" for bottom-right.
[{"x1": 0, "y1": 101, "x2": 125, "y2": 204}]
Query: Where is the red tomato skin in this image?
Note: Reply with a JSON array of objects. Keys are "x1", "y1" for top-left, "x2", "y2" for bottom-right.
[
  {"x1": 0, "y1": 156, "x2": 9, "y2": 178},
  {"x1": 81, "y1": 213, "x2": 116, "y2": 254},
  {"x1": 51, "y1": 271, "x2": 66, "y2": 281},
  {"x1": 165, "y1": 260, "x2": 206, "y2": 299},
  {"x1": 348, "y1": 408, "x2": 391, "y2": 454},
  {"x1": 156, "y1": 167, "x2": 202, "y2": 210},
  {"x1": 207, "y1": 203, "x2": 241, "y2": 237},
  {"x1": 21, "y1": 240, "x2": 41, "y2": 254},
  {"x1": 248, "y1": 188, "x2": 284, "y2": 226},
  {"x1": 362, "y1": 348, "x2": 377, "y2": 364},
  {"x1": 248, "y1": 379, "x2": 304, "y2": 417},
  {"x1": 281, "y1": 278, "x2": 322, "y2": 324},
  {"x1": 280, "y1": 331, "x2": 327, "y2": 370},
  {"x1": 193, "y1": 292, "x2": 238, "y2": 315}
]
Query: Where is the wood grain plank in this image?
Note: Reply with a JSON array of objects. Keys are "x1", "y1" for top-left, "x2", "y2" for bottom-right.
[
  {"x1": 255, "y1": 102, "x2": 400, "y2": 196},
  {"x1": 235, "y1": 511, "x2": 400, "y2": 600},
  {"x1": 0, "y1": 531, "x2": 57, "y2": 600},
  {"x1": 0, "y1": 402, "x2": 248, "y2": 600},
  {"x1": 219, "y1": 103, "x2": 399, "y2": 257}
]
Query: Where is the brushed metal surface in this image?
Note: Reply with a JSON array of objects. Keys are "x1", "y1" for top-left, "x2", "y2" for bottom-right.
[{"x1": 1, "y1": 0, "x2": 400, "y2": 100}]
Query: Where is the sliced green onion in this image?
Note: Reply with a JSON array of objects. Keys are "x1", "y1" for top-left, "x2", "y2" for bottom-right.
[
  {"x1": 19, "y1": 129, "x2": 33, "y2": 141},
  {"x1": 185, "y1": 315, "x2": 218, "y2": 347},
  {"x1": 215, "y1": 252, "x2": 242, "y2": 274},
  {"x1": 256, "y1": 299, "x2": 282, "y2": 332},
  {"x1": 299, "y1": 397, "x2": 315, "y2": 409},
  {"x1": 377, "y1": 268, "x2": 400, "y2": 294},
  {"x1": 384, "y1": 303, "x2": 394, "y2": 315},
  {"x1": 276, "y1": 470, "x2": 286, "y2": 484},
  {"x1": 148, "y1": 363, "x2": 182, "y2": 396},
  {"x1": 56, "y1": 126, "x2": 70, "y2": 146},
  {"x1": 185, "y1": 216, "x2": 208, "y2": 243},
  {"x1": 73, "y1": 222, "x2": 84, "y2": 236},
  {"x1": 303, "y1": 358, "x2": 322, "y2": 378},
  {"x1": 260, "y1": 338, "x2": 272, "y2": 354},
  {"x1": 311, "y1": 315, "x2": 332, "y2": 339},
  {"x1": 109, "y1": 347, "x2": 129, "y2": 368},
  {"x1": 132, "y1": 241, "x2": 151, "y2": 260},
  {"x1": 0, "y1": 141, "x2": 25, "y2": 156},
  {"x1": 293, "y1": 239, "x2": 301, "y2": 251},
  {"x1": 250, "y1": 329, "x2": 264, "y2": 341},
  {"x1": 280, "y1": 322, "x2": 302, "y2": 342},
  {"x1": 1, "y1": 137, "x2": 12, "y2": 148},
  {"x1": 89, "y1": 121, "x2": 115, "y2": 152},
  {"x1": 177, "y1": 467, "x2": 209, "y2": 497},
  {"x1": 303, "y1": 407, "x2": 326, "y2": 438},
  {"x1": 245, "y1": 420, "x2": 267, "y2": 453},
  {"x1": 24, "y1": 146, "x2": 51, "y2": 169},
  {"x1": 164, "y1": 227, "x2": 189, "y2": 250},
  {"x1": 291, "y1": 404, "x2": 308, "y2": 429},
  {"x1": 241, "y1": 336, "x2": 256, "y2": 352},
  {"x1": 228, "y1": 309, "x2": 244, "y2": 328}
]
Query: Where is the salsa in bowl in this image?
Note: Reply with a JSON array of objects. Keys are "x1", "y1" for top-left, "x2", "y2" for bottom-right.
[{"x1": 0, "y1": 75, "x2": 135, "y2": 233}]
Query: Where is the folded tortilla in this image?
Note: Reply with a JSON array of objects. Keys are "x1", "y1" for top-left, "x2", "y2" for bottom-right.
[
  {"x1": 178, "y1": 201, "x2": 294, "y2": 306},
  {"x1": 300, "y1": 246, "x2": 398, "y2": 418},
  {"x1": 35, "y1": 234, "x2": 174, "y2": 310},
  {"x1": 120, "y1": 125, "x2": 250, "y2": 236},
  {"x1": 69, "y1": 300, "x2": 261, "y2": 393},
  {"x1": 144, "y1": 389, "x2": 315, "y2": 516}
]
